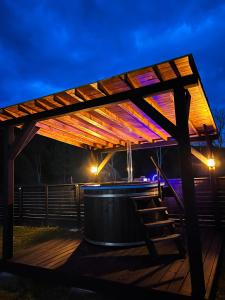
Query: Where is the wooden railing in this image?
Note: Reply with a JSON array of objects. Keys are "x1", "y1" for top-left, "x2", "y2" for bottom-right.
[
  {"x1": 0, "y1": 177, "x2": 225, "y2": 228},
  {"x1": 2, "y1": 184, "x2": 85, "y2": 228},
  {"x1": 150, "y1": 156, "x2": 184, "y2": 210}
]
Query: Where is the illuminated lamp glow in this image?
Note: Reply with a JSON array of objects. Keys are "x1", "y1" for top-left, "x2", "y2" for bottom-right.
[
  {"x1": 90, "y1": 166, "x2": 98, "y2": 174},
  {"x1": 152, "y1": 173, "x2": 158, "y2": 181},
  {"x1": 207, "y1": 158, "x2": 215, "y2": 168}
]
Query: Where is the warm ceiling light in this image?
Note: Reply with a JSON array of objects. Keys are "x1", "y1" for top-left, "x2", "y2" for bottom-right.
[
  {"x1": 90, "y1": 166, "x2": 98, "y2": 174},
  {"x1": 207, "y1": 158, "x2": 215, "y2": 168}
]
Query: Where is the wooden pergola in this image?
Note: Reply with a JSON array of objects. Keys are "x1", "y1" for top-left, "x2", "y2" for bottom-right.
[{"x1": 0, "y1": 54, "x2": 217, "y2": 299}]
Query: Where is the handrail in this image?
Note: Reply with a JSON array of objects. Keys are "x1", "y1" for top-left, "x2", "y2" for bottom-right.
[{"x1": 150, "y1": 156, "x2": 184, "y2": 211}]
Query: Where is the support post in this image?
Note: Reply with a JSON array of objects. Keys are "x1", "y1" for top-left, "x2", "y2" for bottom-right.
[
  {"x1": 19, "y1": 186, "x2": 23, "y2": 223},
  {"x1": 127, "y1": 141, "x2": 133, "y2": 182},
  {"x1": 174, "y1": 86, "x2": 205, "y2": 299},
  {"x1": 2, "y1": 126, "x2": 15, "y2": 260},
  {"x1": 96, "y1": 152, "x2": 115, "y2": 176},
  {"x1": 204, "y1": 125, "x2": 220, "y2": 228},
  {"x1": 45, "y1": 185, "x2": 49, "y2": 226}
]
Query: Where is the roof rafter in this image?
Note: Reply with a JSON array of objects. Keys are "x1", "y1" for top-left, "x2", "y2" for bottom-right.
[
  {"x1": 18, "y1": 103, "x2": 111, "y2": 147},
  {"x1": 38, "y1": 128, "x2": 85, "y2": 148},
  {"x1": 119, "y1": 102, "x2": 169, "y2": 140},
  {"x1": 0, "y1": 74, "x2": 199, "y2": 128},
  {"x1": 130, "y1": 96, "x2": 178, "y2": 139},
  {"x1": 75, "y1": 111, "x2": 137, "y2": 143},
  {"x1": 97, "y1": 81, "x2": 160, "y2": 142},
  {"x1": 34, "y1": 98, "x2": 122, "y2": 146},
  {"x1": 36, "y1": 122, "x2": 102, "y2": 148},
  {"x1": 95, "y1": 107, "x2": 153, "y2": 143}
]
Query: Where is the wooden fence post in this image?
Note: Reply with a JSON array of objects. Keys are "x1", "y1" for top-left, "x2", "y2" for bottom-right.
[
  {"x1": 75, "y1": 184, "x2": 81, "y2": 229},
  {"x1": 45, "y1": 185, "x2": 49, "y2": 226},
  {"x1": 19, "y1": 186, "x2": 23, "y2": 224},
  {"x1": 2, "y1": 126, "x2": 15, "y2": 260}
]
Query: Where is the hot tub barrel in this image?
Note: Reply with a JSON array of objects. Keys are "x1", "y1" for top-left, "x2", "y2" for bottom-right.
[{"x1": 82, "y1": 183, "x2": 159, "y2": 246}]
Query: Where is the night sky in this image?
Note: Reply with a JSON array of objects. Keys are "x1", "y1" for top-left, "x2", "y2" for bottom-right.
[{"x1": 1, "y1": 0, "x2": 225, "y2": 109}]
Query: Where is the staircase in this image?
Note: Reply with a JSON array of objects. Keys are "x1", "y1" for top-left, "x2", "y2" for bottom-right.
[{"x1": 131, "y1": 193, "x2": 186, "y2": 259}]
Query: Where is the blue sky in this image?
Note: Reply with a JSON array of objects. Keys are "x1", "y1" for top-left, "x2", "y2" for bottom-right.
[{"x1": 1, "y1": 0, "x2": 225, "y2": 109}]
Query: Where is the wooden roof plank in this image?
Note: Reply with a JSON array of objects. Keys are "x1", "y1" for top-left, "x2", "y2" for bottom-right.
[
  {"x1": 119, "y1": 102, "x2": 169, "y2": 140},
  {"x1": 0, "y1": 73, "x2": 199, "y2": 129},
  {"x1": 37, "y1": 128, "x2": 85, "y2": 149},
  {"x1": 35, "y1": 98, "x2": 118, "y2": 146},
  {"x1": 0, "y1": 54, "x2": 217, "y2": 150},
  {"x1": 97, "y1": 81, "x2": 156, "y2": 143},
  {"x1": 76, "y1": 111, "x2": 136, "y2": 143},
  {"x1": 36, "y1": 122, "x2": 102, "y2": 148},
  {"x1": 18, "y1": 103, "x2": 113, "y2": 148},
  {"x1": 95, "y1": 106, "x2": 153, "y2": 143}
]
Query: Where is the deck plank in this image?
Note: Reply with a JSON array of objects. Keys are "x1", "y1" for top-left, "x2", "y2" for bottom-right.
[
  {"x1": 179, "y1": 230, "x2": 214, "y2": 295},
  {"x1": 6, "y1": 229, "x2": 223, "y2": 300}
]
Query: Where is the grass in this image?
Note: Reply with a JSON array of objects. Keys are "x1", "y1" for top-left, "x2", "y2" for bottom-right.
[
  {"x1": 0, "y1": 225, "x2": 80, "y2": 257},
  {"x1": 0, "y1": 225, "x2": 88, "y2": 300}
]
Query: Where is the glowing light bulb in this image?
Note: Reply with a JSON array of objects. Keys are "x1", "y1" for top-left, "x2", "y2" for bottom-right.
[
  {"x1": 90, "y1": 166, "x2": 98, "y2": 174},
  {"x1": 207, "y1": 158, "x2": 215, "y2": 168}
]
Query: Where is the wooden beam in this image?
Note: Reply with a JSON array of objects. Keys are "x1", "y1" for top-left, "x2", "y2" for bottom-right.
[
  {"x1": 96, "y1": 82, "x2": 153, "y2": 143},
  {"x1": 98, "y1": 140, "x2": 177, "y2": 152},
  {"x1": 35, "y1": 99, "x2": 123, "y2": 146},
  {"x1": 191, "y1": 147, "x2": 208, "y2": 166},
  {"x1": 18, "y1": 103, "x2": 115, "y2": 147},
  {"x1": 0, "y1": 109, "x2": 17, "y2": 119},
  {"x1": 95, "y1": 107, "x2": 154, "y2": 143},
  {"x1": 174, "y1": 85, "x2": 205, "y2": 299},
  {"x1": 2, "y1": 126, "x2": 15, "y2": 259},
  {"x1": 170, "y1": 60, "x2": 181, "y2": 78},
  {"x1": 119, "y1": 102, "x2": 168, "y2": 140},
  {"x1": 0, "y1": 74, "x2": 199, "y2": 128},
  {"x1": 74, "y1": 85, "x2": 137, "y2": 144},
  {"x1": 65, "y1": 115, "x2": 123, "y2": 146},
  {"x1": 9, "y1": 121, "x2": 38, "y2": 160},
  {"x1": 98, "y1": 134, "x2": 218, "y2": 153},
  {"x1": 76, "y1": 111, "x2": 136, "y2": 143},
  {"x1": 96, "y1": 152, "x2": 115, "y2": 175},
  {"x1": 152, "y1": 65, "x2": 163, "y2": 82},
  {"x1": 203, "y1": 124, "x2": 220, "y2": 228},
  {"x1": 145, "y1": 93, "x2": 198, "y2": 136},
  {"x1": 130, "y1": 96, "x2": 178, "y2": 139},
  {"x1": 45, "y1": 119, "x2": 109, "y2": 147},
  {"x1": 36, "y1": 123, "x2": 101, "y2": 148},
  {"x1": 37, "y1": 128, "x2": 87, "y2": 149}
]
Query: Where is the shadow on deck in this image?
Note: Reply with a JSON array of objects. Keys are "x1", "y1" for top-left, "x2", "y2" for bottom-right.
[{"x1": 0, "y1": 229, "x2": 223, "y2": 300}]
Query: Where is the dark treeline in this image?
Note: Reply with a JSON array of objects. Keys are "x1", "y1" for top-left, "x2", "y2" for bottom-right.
[{"x1": 11, "y1": 134, "x2": 225, "y2": 185}]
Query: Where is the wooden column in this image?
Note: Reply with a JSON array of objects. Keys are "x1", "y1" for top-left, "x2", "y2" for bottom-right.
[
  {"x1": 204, "y1": 126, "x2": 220, "y2": 228},
  {"x1": 1, "y1": 122, "x2": 37, "y2": 259},
  {"x1": 174, "y1": 86, "x2": 205, "y2": 299},
  {"x1": 2, "y1": 126, "x2": 15, "y2": 260}
]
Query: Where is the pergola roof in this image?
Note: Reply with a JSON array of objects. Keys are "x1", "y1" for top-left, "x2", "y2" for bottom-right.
[{"x1": 0, "y1": 54, "x2": 217, "y2": 150}]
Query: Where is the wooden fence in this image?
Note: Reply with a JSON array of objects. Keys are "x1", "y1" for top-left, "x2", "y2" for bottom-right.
[
  {"x1": 13, "y1": 184, "x2": 84, "y2": 228},
  {"x1": 0, "y1": 177, "x2": 225, "y2": 228}
]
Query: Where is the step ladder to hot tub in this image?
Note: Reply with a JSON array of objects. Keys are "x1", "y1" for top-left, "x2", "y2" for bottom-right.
[{"x1": 131, "y1": 194, "x2": 186, "y2": 258}]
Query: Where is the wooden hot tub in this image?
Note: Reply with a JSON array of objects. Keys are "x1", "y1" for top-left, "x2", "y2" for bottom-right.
[{"x1": 81, "y1": 182, "x2": 160, "y2": 246}]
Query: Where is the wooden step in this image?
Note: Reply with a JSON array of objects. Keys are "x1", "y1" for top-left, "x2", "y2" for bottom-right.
[
  {"x1": 145, "y1": 219, "x2": 174, "y2": 228},
  {"x1": 151, "y1": 233, "x2": 181, "y2": 243},
  {"x1": 131, "y1": 195, "x2": 159, "y2": 201},
  {"x1": 137, "y1": 207, "x2": 167, "y2": 214}
]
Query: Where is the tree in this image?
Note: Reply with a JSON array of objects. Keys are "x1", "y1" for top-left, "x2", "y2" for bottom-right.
[{"x1": 213, "y1": 108, "x2": 225, "y2": 148}]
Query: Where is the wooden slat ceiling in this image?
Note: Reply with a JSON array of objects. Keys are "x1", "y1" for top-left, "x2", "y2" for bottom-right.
[{"x1": 0, "y1": 54, "x2": 217, "y2": 150}]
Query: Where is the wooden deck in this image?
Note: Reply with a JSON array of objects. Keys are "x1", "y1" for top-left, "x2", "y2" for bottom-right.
[{"x1": 0, "y1": 229, "x2": 223, "y2": 300}]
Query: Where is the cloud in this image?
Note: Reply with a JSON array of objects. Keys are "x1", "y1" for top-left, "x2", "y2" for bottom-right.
[{"x1": 0, "y1": 0, "x2": 225, "y2": 109}]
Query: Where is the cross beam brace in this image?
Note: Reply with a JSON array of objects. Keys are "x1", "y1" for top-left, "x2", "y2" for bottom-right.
[{"x1": 0, "y1": 74, "x2": 198, "y2": 128}]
